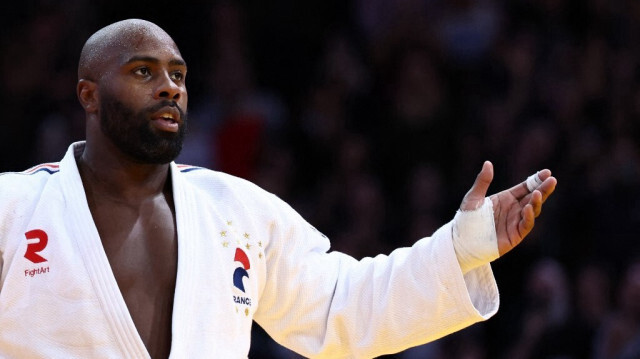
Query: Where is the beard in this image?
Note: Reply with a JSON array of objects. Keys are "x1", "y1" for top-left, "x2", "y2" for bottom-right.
[{"x1": 99, "y1": 94, "x2": 188, "y2": 164}]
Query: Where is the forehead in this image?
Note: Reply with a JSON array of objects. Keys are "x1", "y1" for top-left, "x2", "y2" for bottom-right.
[
  {"x1": 82, "y1": 22, "x2": 184, "y2": 76},
  {"x1": 111, "y1": 28, "x2": 183, "y2": 65},
  {"x1": 79, "y1": 20, "x2": 186, "y2": 82}
]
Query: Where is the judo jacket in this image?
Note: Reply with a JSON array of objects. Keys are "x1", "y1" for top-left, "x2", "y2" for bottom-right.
[{"x1": 0, "y1": 142, "x2": 499, "y2": 358}]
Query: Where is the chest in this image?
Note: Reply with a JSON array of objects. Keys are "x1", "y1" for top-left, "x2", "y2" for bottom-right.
[
  {"x1": 90, "y1": 193, "x2": 178, "y2": 358},
  {"x1": 92, "y1": 194, "x2": 177, "y2": 279}
]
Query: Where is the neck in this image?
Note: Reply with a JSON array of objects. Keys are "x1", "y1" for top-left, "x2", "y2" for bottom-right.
[{"x1": 76, "y1": 141, "x2": 171, "y2": 201}]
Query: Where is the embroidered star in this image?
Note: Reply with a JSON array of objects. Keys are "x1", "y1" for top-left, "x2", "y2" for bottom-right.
[
  {"x1": 245, "y1": 243, "x2": 251, "y2": 250},
  {"x1": 220, "y1": 231, "x2": 227, "y2": 237},
  {"x1": 243, "y1": 232, "x2": 250, "y2": 239},
  {"x1": 258, "y1": 253, "x2": 263, "y2": 259},
  {"x1": 244, "y1": 308, "x2": 250, "y2": 316},
  {"x1": 258, "y1": 241, "x2": 263, "y2": 247},
  {"x1": 222, "y1": 241, "x2": 229, "y2": 248},
  {"x1": 227, "y1": 220, "x2": 233, "y2": 226}
]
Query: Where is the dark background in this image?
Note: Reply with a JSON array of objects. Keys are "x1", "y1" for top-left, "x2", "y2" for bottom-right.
[{"x1": 2, "y1": 0, "x2": 640, "y2": 358}]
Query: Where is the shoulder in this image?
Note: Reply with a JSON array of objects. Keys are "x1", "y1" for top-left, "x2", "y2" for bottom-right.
[
  {"x1": 174, "y1": 164, "x2": 295, "y2": 216},
  {"x1": 0, "y1": 163, "x2": 60, "y2": 200},
  {"x1": 176, "y1": 165, "x2": 273, "y2": 197},
  {"x1": 0, "y1": 163, "x2": 59, "y2": 246}
]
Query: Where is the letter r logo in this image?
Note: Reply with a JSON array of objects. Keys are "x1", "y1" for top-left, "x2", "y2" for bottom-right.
[{"x1": 24, "y1": 229, "x2": 48, "y2": 263}]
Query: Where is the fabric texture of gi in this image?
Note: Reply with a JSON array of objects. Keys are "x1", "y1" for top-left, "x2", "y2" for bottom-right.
[{"x1": 0, "y1": 142, "x2": 499, "y2": 358}]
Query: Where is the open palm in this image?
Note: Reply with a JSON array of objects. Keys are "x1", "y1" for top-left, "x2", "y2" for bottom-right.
[{"x1": 460, "y1": 161, "x2": 557, "y2": 256}]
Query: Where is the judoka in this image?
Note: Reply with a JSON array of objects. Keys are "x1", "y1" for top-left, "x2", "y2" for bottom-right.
[{"x1": 0, "y1": 19, "x2": 557, "y2": 358}]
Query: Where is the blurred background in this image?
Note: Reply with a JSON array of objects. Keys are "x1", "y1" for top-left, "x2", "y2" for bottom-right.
[{"x1": 3, "y1": 0, "x2": 640, "y2": 358}]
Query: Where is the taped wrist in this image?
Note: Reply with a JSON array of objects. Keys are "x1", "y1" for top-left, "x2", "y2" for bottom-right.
[{"x1": 452, "y1": 197, "x2": 499, "y2": 274}]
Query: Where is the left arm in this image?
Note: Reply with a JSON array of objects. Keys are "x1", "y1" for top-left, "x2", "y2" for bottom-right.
[{"x1": 253, "y1": 162, "x2": 557, "y2": 358}]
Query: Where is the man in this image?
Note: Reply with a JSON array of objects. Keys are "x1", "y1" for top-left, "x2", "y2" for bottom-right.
[{"x1": 0, "y1": 19, "x2": 556, "y2": 358}]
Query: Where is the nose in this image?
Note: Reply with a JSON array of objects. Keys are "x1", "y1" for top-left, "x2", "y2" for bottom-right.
[{"x1": 154, "y1": 72, "x2": 183, "y2": 101}]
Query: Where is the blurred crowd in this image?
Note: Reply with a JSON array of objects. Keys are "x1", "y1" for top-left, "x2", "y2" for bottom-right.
[{"x1": 3, "y1": 0, "x2": 640, "y2": 358}]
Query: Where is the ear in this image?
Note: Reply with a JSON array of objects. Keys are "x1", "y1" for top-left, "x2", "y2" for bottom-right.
[{"x1": 77, "y1": 79, "x2": 99, "y2": 113}]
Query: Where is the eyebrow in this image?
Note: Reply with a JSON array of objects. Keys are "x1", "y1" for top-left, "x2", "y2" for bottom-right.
[{"x1": 124, "y1": 55, "x2": 187, "y2": 67}]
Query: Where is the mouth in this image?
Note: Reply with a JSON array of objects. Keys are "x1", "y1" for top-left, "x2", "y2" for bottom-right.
[{"x1": 151, "y1": 107, "x2": 182, "y2": 133}]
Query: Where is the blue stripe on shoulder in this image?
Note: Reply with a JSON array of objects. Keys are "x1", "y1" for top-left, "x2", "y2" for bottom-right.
[
  {"x1": 180, "y1": 167, "x2": 203, "y2": 173},
  {"x1": 32, "y1": 168, "x2": 60, "y2": 175}
]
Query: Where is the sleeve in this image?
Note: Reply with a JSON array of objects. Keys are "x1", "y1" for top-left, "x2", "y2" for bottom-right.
[{"x1": 252, "y1": 195, "x2": 499, "y2": 359}]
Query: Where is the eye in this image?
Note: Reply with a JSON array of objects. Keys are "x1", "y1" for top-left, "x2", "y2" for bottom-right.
[
  {"x1": 133, "y1": 67, "x2": 151, "y2": 77},
  {"x1": 170, "y1": 71, "x2": 184, "y2": 81}
]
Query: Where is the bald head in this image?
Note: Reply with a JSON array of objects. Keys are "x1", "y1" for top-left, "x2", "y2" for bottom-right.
[{"x1": 78, "y1": 19, "x2": 179, "y2": 81}]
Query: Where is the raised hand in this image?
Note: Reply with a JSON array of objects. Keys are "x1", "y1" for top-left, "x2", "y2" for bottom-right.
[{"x1": 461, "y1": 161, "x2": 557, "y2": 256}]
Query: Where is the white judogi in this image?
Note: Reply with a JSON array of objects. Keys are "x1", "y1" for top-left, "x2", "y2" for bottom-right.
[{"x1": 0, "y1": 142, "x2": 499, "y2": 358}]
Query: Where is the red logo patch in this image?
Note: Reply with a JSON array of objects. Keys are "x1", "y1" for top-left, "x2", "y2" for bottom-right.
[{"x1": 24, "y1": 229, "x2": 48, "y2": 263}]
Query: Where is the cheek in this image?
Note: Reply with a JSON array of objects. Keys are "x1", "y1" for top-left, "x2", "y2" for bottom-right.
[{"x1": 108, "y1": 81, "x2": 153, "y2": 107}]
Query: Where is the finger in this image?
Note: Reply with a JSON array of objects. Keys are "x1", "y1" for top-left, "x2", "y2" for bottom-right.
[
  {"x1": 537, "y1": 176, "x2": 557, "y2": 203},
  {"x1": 461, "y1": 161, "x2": 494, "y2": 210},
  {"x1": 537, "y1": 169, "x2": 552, "y2": 182},
  {"x1": 529, "y1": 189, "x2": 543, "y2": 217},
  {"x1": 518, "y1": 203, "x2": 535, "y2": 240},
  {"x1": 469, "y1": 161, "x2": 493, "y2": 199},
  {"x1": 509, "y1": 169, "x2": 552, "y2": 200}
]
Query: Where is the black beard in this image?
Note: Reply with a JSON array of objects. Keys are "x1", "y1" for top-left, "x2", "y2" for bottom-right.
[{"x1": 99, "y1": 95, "x2": 187, "y2": 164}]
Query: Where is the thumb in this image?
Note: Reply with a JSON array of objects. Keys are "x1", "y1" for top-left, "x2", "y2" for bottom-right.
[{"x1": 461, "y1": 161, "x2": 494, "y2": 211}]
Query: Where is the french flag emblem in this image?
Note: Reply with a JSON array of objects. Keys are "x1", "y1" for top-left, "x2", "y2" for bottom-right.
[{"x1": 233, "y1": 248, "x2": 251, "y2": 292}]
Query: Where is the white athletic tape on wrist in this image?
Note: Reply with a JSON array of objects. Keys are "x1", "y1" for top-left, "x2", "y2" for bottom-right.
[
  {"x1": 452, "y1": 197, "x2": 499, "y2": 274},
  {"x1": 526, "y1": 171, "x2": 542, "y2": 192}
]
